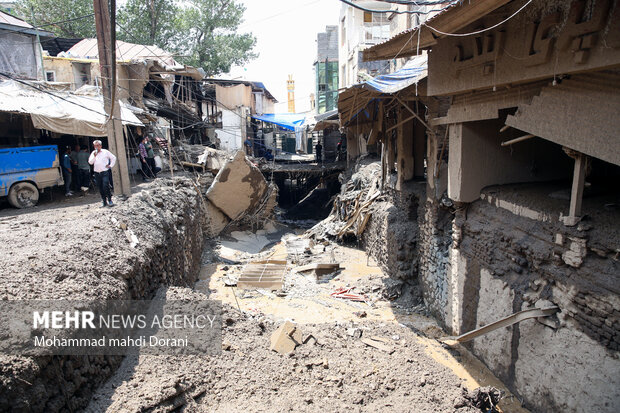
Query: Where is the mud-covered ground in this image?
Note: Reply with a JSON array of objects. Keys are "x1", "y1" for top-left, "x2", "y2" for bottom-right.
[
  {"x1": 0, "y1": 175, "x2": 204, "y2": 301},
  {"x1": 0, "y1": 170, "x2": 522, "y2": 413},
  {"x1": 87, "y1": 287, "x2": 486, "y2": 413}
]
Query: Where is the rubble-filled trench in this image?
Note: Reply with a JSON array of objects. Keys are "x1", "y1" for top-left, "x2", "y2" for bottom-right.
[{"x1": 0, "y1": 156, "x2": 528, "y2": 412}]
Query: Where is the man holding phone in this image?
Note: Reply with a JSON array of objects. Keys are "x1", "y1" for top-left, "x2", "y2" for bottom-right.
[{"x1": 88, "y1": 140, "x2": 117, "y2": 207}]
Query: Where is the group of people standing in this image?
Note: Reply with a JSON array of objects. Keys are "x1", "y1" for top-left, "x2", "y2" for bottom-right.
[
  {"x1": 62, "y1": 145, "x2": 91, "y2": 196},
  {"x1": 60, "y1": 136, "x2": 162, "y2": 208},
  {"x1": 61, "y1": 140, "x2": 118, "y2": 207}
]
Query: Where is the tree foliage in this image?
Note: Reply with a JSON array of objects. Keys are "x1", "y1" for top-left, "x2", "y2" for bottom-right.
[
  {"x1": 14, "y1": 0, "x2": 96, "y2": 38},
  {"x1": 172, "y1": 0, "x2": 257, "y2": 76},
  {"x1": 13, "y1": 0, "x2": 256, "y2": 76},
  {"x1": 117, "y1": 0, "x2": 178, "y2": 50}
]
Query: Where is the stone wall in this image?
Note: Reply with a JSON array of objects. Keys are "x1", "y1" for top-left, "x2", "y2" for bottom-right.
[
  {"x1": 0, "y1": 178, "x2": 209, "y2": 412},
  {"x1": 360, "y1": 181, "x2": 425, "y2": 280},
  {"x1": 417, "y1": 196, "x2": 453, "y2": 318}
]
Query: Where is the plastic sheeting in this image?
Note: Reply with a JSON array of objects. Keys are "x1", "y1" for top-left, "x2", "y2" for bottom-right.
[
  {"x1": 251, "y1": 113, "x2": 305, "y2": 131},
  {"x1": 252, "y1": 113, "x2": 306, "y2": 151},
  {"x1": 0, "y1": 80, "x2": 143, "y2": 137},
  {"x1": 354, "y1": 54, "x2": 427, "y2": 94}
]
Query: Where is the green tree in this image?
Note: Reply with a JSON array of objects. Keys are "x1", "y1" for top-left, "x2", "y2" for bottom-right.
[
  {"x1": 117, "y1": 0, "x2": 178, "y2": 50},
  {"x1": 173, "y1": 0, "x2": 257, "y2": 76},
  {"x1": 14, "y1": 0, "x2": 96, "y2": 38}
]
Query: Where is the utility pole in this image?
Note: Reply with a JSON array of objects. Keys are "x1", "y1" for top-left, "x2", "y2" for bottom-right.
[{"x1": 93, "y1": 0, "x2": 131, "y2": 196}]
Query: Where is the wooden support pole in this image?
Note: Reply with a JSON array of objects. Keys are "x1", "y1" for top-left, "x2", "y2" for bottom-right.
[
  {"x1": 93, "y1": 0, "x2": 131, "y2": 196},
  {"x1": 567, "y1": 153, "x2": 586, "y2": 226},
  {"x1": 394, "y1": 95, "x2": 434, "y2": 135},
  {"x1": 386, "y1": 114, "x2": 415, "y2": 133},
  {"x1": 501, "y1": 134, "x2": 535, "y2": 146}
]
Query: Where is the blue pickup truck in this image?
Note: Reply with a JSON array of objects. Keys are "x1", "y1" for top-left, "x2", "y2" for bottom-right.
[{"x1": 0, "y1": 145, "x2": 64, "y2": 208}]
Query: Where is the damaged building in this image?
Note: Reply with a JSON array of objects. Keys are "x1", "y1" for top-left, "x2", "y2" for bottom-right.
[{"x1": 352, "y1": 0, "x2": 620, "y2": 411}]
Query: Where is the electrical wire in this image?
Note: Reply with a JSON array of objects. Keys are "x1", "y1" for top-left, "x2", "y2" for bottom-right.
[
  {"x1": 0, "y1": 13, "x2": 95, "y2": 37},
  {"x1": 422, "y1": 0, "x2": 534, "y2": 37},
  {"x1": 338, "y1": 0, "x2": 458, "y2": 14},
  {"x1": 0, "y1": 71, "x2": 108, "y2": 118}
]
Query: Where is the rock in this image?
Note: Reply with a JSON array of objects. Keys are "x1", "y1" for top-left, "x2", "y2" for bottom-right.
[
  {"x1": 347, "y1": 328, "x2": 362, "y2": 338},
  {"x1": 269, "y1": 321, "x2": 302, "y2": 355}
]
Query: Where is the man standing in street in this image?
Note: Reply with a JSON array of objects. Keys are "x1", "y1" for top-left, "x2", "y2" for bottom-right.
[
  {"x1": 88, "y1": 140, "x2": 117, "y2": 207},
  {"x1": 144, "y1": 136, "x2": 159, "y2": 178},
  {"x1": 138, "y1": 136, "x2": 151, "y2": 181},
  {"x1": 315, "y1": 141, "x2": 323, "y2": 163},
  {"x1": 61, "y1": 146, "x2": 74, "y2": 197}
]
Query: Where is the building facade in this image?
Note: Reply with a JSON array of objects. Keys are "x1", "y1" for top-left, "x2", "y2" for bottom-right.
[{"x1": 314, "y1": 25, "x2": 339, "y2": 114}]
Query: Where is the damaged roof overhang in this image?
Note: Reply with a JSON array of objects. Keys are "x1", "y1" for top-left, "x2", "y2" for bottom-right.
[
  {"x1": 204, "y1": 78, "x2": 278, "y2": 102},
  {"x1": 362, "y1": 0, "x2": 512, "y2": 62},
  {"x1": 339, "y1": 56, "x2": 428, "y2": 127}
]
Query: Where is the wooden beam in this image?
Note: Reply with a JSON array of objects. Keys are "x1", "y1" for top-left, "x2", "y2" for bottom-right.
[
  {"x1": 394, "y1": 95, "x2": 434, "y2": 135},
  {"x1": 501, "y1": 134, "x2": 535, "y2": 146},
  {"x1": 386, "y1": 114, "x2": 415, "y2": 133},
  {"x1": 567, "y1": 153, "x2": 586, "y2": 225}
]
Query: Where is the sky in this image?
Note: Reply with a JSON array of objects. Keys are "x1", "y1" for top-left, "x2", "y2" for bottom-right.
[{"x1": 222, "y1": 0, "x2": 342, "y2": 114}]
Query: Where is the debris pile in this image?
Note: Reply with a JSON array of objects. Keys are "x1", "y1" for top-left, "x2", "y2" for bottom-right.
[
  {"x1": 309, "y1": 158, "x2": 382, "y2": 240},
  {"x1": 205, "y1": 150, "x2": 277, "y2": 236}
]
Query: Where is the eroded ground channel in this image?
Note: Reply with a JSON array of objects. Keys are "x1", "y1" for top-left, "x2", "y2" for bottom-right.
[{"x1": 0, "y1": 152, "x2": 613, "y2": 413}]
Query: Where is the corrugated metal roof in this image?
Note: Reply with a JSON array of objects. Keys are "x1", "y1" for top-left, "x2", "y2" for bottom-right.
[
  {"x1": 67, "y1": 39, "x2": 182, "y2": 69},
  {"x1": 0, "y1": 10, "x2": 32, "y2": 29}
]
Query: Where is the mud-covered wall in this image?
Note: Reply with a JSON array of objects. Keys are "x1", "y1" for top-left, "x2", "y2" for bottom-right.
[
  {"x1": 0, "y1": 178, "x2": 209, "y2": 412},
  {"x1": 419, "y1": 187, "x2": 620, "y2": 413},
  {"x1": 361, "y1": 181, "x2": 425, "y2": 280}
]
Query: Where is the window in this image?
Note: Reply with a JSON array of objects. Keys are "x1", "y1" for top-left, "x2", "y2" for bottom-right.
[
  {"x1": 318, "y1": 84, "x2": 327, "y2": 92},
  {"x1": 341, "y1": 17, "x2": 346, "y2": 46},
  {"x1": 45, "y1": 71, "x2": 56, "y2": 82},
  {"x1": 363, "y1": 12, "x2": 390, "y2": 44}
]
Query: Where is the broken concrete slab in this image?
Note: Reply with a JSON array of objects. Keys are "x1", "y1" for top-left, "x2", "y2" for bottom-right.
[
  {"x1": 197, "y1": 146, "x2": 226, "y2": 173},
  {"x1": 206, "y1": 200, "x2": 230, "y2": 237},
  {"x1": 270, "y1": 321, "x2": 302, "y2": 354},
  {"x1": 206, "y1": 150, "x2": 268, "y2": 221}
]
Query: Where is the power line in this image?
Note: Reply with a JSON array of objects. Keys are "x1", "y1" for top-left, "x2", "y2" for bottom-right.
[
  {"x1": 422, "y1": 0, "x2": 533, "y2": 37},
  {"x1": 338, "y1": 0, "x2": 458, "y2": 14},
  {"x1": 0, "y1": 71, "x2": 108, "y2": 118},
  {"x1": 0, "y1": 13, "x2": 95, "y2": 37}
]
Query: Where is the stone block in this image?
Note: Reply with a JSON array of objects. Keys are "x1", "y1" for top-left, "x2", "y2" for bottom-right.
[
  {"x1": 206, "y1": 150, "x2": 268, "y2": 220},
  {"x1": 270, "y1": 321, "x2": 302, "y2": 355}
]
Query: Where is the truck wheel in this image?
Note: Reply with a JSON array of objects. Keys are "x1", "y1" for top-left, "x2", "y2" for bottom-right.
[{"x1": 8, "y1": 182, "x2": 39, "y2": 208}]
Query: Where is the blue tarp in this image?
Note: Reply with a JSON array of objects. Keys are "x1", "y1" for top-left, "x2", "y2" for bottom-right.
[
  {"x1": 353, "y1": 54, "x2": 427, "y2": 94},
  {"x1": 251, "y1": 113, "x2": 305, "y2": 131}
]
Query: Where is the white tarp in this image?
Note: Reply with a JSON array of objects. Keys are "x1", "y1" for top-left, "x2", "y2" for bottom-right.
[{"x1": 0, "y1": 80, "x2": 143, "y2": 137}]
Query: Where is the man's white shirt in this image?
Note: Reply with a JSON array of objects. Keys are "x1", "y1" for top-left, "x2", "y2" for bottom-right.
[{"x1": 88, "y1": 149, "x2": 117, "y2": 173}]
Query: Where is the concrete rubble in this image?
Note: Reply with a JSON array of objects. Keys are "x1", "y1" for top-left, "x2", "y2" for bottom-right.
[{"x1": 204, "y1": 150, "x2": 277, "y2": 236}]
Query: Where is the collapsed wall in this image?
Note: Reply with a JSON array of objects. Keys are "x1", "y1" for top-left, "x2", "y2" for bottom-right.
[
  {"x1": 0, "y1": 178, "x2": 208, "y2": 412},
  {"x1": 311, "y1": 158, "x2": 424, "y2": 282},
  {"x1": 419, "y1": 185, "x2": 620, "y2": 413}
]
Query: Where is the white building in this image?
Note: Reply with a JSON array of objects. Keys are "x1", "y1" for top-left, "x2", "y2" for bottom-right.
[{"x1": 338, "y1": 1, "x2": 448, "y2": 87}]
